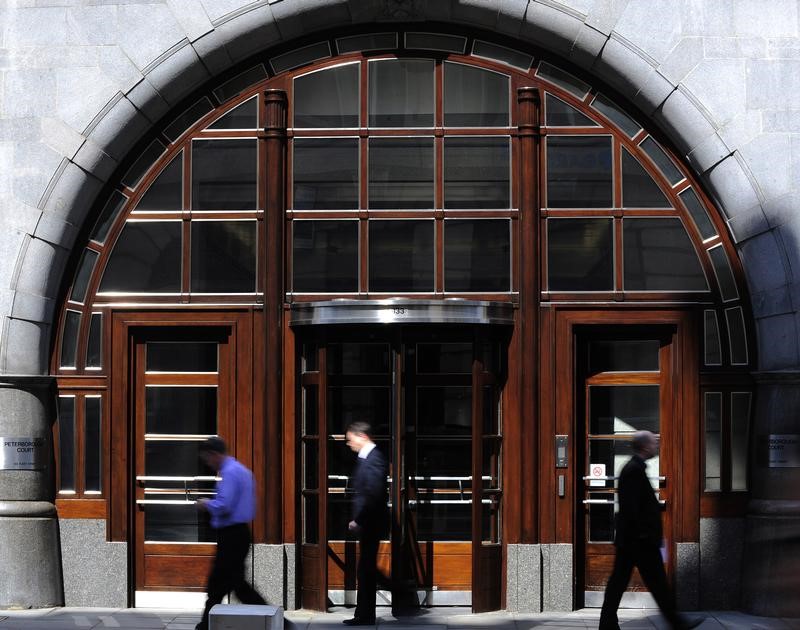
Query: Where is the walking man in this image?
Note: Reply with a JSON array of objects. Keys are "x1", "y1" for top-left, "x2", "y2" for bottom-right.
[
  {"x1": 343, "y1": 421, "x2": 389, "y2": 626},
  {"x1": 195, "y1": 436, "x2": 266, "y2": 630},
  {"x1": 599, "y1": 430, "x2": 701, "y2": 630}
]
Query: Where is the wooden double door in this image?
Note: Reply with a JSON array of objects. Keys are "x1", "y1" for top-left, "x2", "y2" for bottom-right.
[{"x1": 299, "y1": 327, "x2": 504, "y2": 612}]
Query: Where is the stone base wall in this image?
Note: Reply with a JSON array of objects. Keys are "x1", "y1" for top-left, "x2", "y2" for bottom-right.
[{"x1": 699, "y1": 517, "x2": 744, "y2": 610}]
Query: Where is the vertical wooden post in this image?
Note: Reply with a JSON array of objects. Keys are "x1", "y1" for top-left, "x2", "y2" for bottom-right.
[
  {"x1": 517, "y1": 87, "x2": 541, "y2": 543},
  {"x1": 264, "y1": 89, "x2": 287, "y2": 543}
]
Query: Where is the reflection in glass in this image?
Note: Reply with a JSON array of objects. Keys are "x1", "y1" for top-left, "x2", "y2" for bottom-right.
[
  {"x1": 135, "y1": 153, "x2": 182, "y2": 211},
  {"x1": 145, "y1": 440, "x2": 213, "y2": 477},
  {"x1": 294, "y1": 65, "x2": 359, "y2": 127},
  {"x1": 472, "y1": 40, "x2": 532, "y2": 71},
  {"x1": 271, "y1": 42, "x2": 331, "y2": 74},
  {"x1": 293, "y1": 138, "x2": 359, "y2": 209},
  {"x1": 191, "y1": 221, "x2": 256, "y2": 293},
  {"x1": 536, "y1": 62, "x2": 590, "y2": 98},
  {"x1": 704, "y1": 310, "x2": 722, "y2": 366},
  {"x1": 731, "y1": 392, "x2": 750, "y2": 491},
  {"x1": 416, "y1": 343, "x2": 472, "y2": 374},
  {"x1": 369, "y1": 220, "x2": 434, "y2": 292},
  {"x1": 481, "y1": 494, "x2": 501, "y2": 543},
  {"x1": 588, "y1": 492, "x2": 616, "y2": 542},
  {"x1": 369, "y1": 137, "x2": 434, "y2": 209},
  {"x1": 708, "y1": 245, "x2": 738, "y2": 302},
  {"x1": 416, "y1": 439, "x2": 471, "y2": 477},
  {"x1": 622, "y1": 149, "x2": 669, "y2": 208},
  {"x1": 336, "y1": 33, "x2": 397, "y2": 54},
  {"x1": 623, "y1": 218, "x2": 708, "y2": 291},
  {"x1": 60, "y1": 310, "x2": 80, "y2": 368},
  {"x1": 590, "y1": 386, "x2": 660, "y2": 435},
  {"x1": 212, "y1": 65, "x2": 268, "y2": 103},
  {"x1": 58, "y1": 396, "x2": 76, "y2": 492},
  {"x1": 368, "y1": 59, "x2": 434, "y2": 127},
  {"x1": 483, "y1": 437, "x2": 501, "y2": 489},
  {"x1": 590, "y1": 438, "x2": 660, "y2": 490},
  {"x1": 406, "y1": 32, "x2": 467, "y2": 53},
  {"x1": 444, "y1": 137, "x2": 510, "y2": 209},
  {"x1": 86, "y1": 313, "x2": 103, "y2": 369},
  {"x1": 145, "y1": 497, "x2": 214, "y2": 543},
  {"x1": 591, "y1": 93, "x2": 641, "y2": 137},
  {"x1": 327, "y1": 493, "x2": 352, "y2": 541},
  {"x1": 145, "y1": 387, "x2": 217, "y2": 435},
  {"x1": 547, "y1": 219, "x2": 613, "y2": 291},
  {"x1": 165, "y1": 97, "x2": 214, "y2": 142},
  {"x1": 545, "y1": 94, "x2": 597, "y2": 127},
  {"x1": 679, "y1": 187, "x2": 717, "y2": 241},
  {"x1": 123, "y1": 139, "x2": 166, "y2": 188},
  {"x1": 589, "y1": 340, "x2": 659, "y2": 373},
  {"x1": 640, "y1": 136, "x2": 683, "y2": 185},
  {"x1": 292, "y1": 220, "x2": 358, "y2": 292},
  {"x1": 208, "y1": 97, "x2": 257, "y2": 130},
  {"x1": 547, "y1": 136, "x2": 613, "y2": 207},
  {"x1": 327, "y1": 343, "x2": 391, "y2": 375},
  {"x1": 726, "y1": 307, "x2": 748, "y2": 365},
  {"x1": 91, "y1": 191, "x2": 127, "y2": 244},
  {"x1": 84, "y1": 397, "x2": 102, "y2": 493},
  {"x1": 146, "y1": 342, "x2": 218, "y2": 372},
  {"x1": 71, "y1": 249, "x2": 98, "y2": 303},
  {"x1": 417, "y1": 387, "x2": 472, "y2": 436},
  {"x1": 444, "y1": 63, "x2": 509, "y2": 127},
  {"x1": 191, "y1": 139, "x2": 257, "y2": 210},
  {"x1": 327, "y1": 387, "x2": 391, "y2": 436},
  {"x1": 416, "y1": 502, "x2": 471, "y2": 541},
  {"x1": 444, "y1": 219, "x2": 510, "y2": 292},
  {"x1": 100, "y1": 221, "x2": 181, "y2": 293},
  {"x1": 704, "y1": 392, "x2": 722, "y2": 492}
]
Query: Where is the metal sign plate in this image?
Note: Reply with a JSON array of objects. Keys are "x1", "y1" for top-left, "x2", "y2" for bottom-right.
[
  {"x1": 766, "y1": 434, "x2": 800, "y2": 468},
  {"x1": 0, "y1": 437, "x2": 47, "y2": 470}
]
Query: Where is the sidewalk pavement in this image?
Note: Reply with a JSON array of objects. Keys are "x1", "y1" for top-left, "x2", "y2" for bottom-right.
[{"x1": 0, "y1": 607, "x2": 798, "y2": 630}]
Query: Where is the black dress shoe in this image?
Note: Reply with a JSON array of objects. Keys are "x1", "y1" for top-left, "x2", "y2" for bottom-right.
[{"x1": 342, "y1": 617, "x2": 376, "y2": 626}]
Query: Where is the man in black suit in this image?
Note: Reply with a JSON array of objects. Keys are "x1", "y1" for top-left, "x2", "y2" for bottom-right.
[
  {"x1": 599, "y1": 431, "x2": 702, "y2": 630},
  {"x1": 343, "y1": 421, "x2": 389, "y2": 626}
]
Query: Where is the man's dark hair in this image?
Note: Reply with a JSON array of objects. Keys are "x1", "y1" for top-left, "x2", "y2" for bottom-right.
[
  {"x1": 346, "y1": 421, "x2": 372, "y2": 438},
  {"x1": 200, "y1": 436, "x2": 227, "y2": 455}
]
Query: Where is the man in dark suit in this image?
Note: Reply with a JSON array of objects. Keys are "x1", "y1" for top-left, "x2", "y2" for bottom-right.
[
  {"x1": 343, "y1": 421, "x2": 389, "y2": 626},
  {"x1": 599, "y1": 431, "x2": 702, "y2": 630}
]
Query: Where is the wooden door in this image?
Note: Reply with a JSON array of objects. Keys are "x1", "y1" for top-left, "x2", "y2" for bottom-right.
[{"x1": 577, "y1": 327, "x2": 676, "y2": 606}]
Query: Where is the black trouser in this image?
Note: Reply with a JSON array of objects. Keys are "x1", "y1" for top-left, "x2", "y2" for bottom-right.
[
  {"x1": 599, "y1": 541, "x2": 682, "y2": 630},
  {"x1": 355, "y1": 529, "x2": 380, "y2": 621},
  {"x1": 197, "y1": 523, "x2": 266, "y2": 630}
]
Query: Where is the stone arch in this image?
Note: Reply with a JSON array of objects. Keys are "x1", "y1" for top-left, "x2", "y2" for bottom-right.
[{"x1": 5, "y1": 0, "x2": 767, "y2": 379}]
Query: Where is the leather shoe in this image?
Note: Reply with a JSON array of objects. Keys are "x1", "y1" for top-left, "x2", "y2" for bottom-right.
[{"x1": 342, "y1": 617, "x2": 376, "y2": 626}]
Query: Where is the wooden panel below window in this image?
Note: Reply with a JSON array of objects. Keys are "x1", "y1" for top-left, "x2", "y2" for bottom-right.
[
  {"x1": 56, "y1": 498, "x2": 107, "y2": 519},
  {"x1": 584, "y1": 550, "x2": 646, "y2": 592},
  {"x1": 143, "y1": 555, "x2": 213, "y2": 589}
]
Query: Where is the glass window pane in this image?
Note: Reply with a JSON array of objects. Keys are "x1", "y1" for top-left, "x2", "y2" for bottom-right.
[
  {"x1": 303, "y1": 385, "x2": 319, "y2": 436},
  {"x1": 99, "y1": 221, "x2": 181, "y2": 293},
  {"x1": 547, "y1": 219, "x2": 613, "y2": 291},
  {"x1": 731, "y1": 392, "x2": 751, "y2": 491},
  {"x1": 145, "y1": 387, "x2": 217, "y2": 435},
  {"x1": 704, "y1": 310, "x2": 722, "y2": 366},
  {"x1": 135, "y1": 153, "x2": 182, "y2": 211},
  {"x1": 588, "y1": 492, "x2": 616, "y2": 542},
  {"x1": 369, "y1": 137, "x2": 434, "y2": 209},
  {"x1": 623, "y1": 218, "x2": 708, "y2": 291},
  {"x1": 145, "y1": 497, "x2": 214, "y2": 543},
  {"x1": 640, "y1": 136, "x2": 683, "y2": 186},
  {"x1": 91, "y1": 191, "x2": 127, "y2": 244},
  {"x1": 472, "y1": 40, "x2": 532, "y2": 71},
  {"x1": 444, "y1": 219, "x2": 510, "y2": 292},
  {"x1": 58, "y1": 396, "x2": 76, "y2": 492},
  {"x1": 327, "y1": 343, "x2": 391, "y2": 376},
  {"x1": 123, "y1": 139, "x2": 166, "y2": 189},
  {"x1": 304, "y1": 494, "x2": 318, "y2": 544},
  {"x1": 590, "y1": 438, "x2": 660, "y2": 490},
  {"x1": 545, "y1": 94, "x2": 597, "y2": 127},
  {"x1": 164, "y1": 97, "x2": 214, "y2": 142},
  {"x1": 191, "y1": 139, "x2": 257, "y2": 210},
  {"x1": 709, "y1": 244, "x2": 738, "y2": 301},
  {"x1": 336, "y1": 33, "x2": 397, "y2": 54},
  {"x1": 416, "y1": 439, "x2": 471, "y2": 478},
  {"x1": 86, "y1": 313, "x2": 102, "y2": 369},
  {"x1": 726, "y1": 307, "x2": 749, "y2": 365},
  {"x1": 482, "y1": 493, "x2": 501, "y2": 543},
  {"x1": 368, "y1": 220, "x2": 434, "y2": 292},
  {"x1": 191, "y1": 221, "x2": 256, "y2": 293},
  {"x1": 70, "y1": 249, "x2": 98, "y2": 304},
  {"x1": 294, "y1": 64, "x2": 359, "y2": 127},
  {"x1": 405, "y1": 32, "x2": 466, "y2": 53},
  {"x1": 292, "y1": 220, "x2": 358, "y2": 292},
  {"x1": 60, "y1": 310, "x2": 80, "y2": 368},
  {"x1": 589, "y1": 340, "x2": 660, "y2": 372},
  {"x1": 293, "y1": 138, "x2": 359, "y2": 209},
  {"x1": 417, "y1": 387, "x2": 472, "y2": 436},
  {"x1": 303, "y1": 441, "x2": 318, "y2": 490},
  {"x1": 536, "y1": 62, "x2": 590, "y2": 98},
  {"x1": 444, "y1": 63, "x2": 509, "y2": 127},
  {"x1": 622, "y1": 149, "x2": 670, "y2": 208},
  {"x1": 417, "y1": 343, "x2": 473, "y2": 374},
  {"x1": 590, "y1": 93, "x2": 641, "y2": 137},
  {"x1": 271, "y1": 42, "x2": 331, "y2": 74},
  {"x1": 547, "y1": 136, "x2": 613, "y2": 208},
  {"x1": 679, "y1": 187, "x2": 717, "y2": 241},
  {"x1": 368, "y1": 59, "x2": 434, "y2": 127},
  {"x1": 416, "y1": 502, "x2": 471, "y2": 542},
  {"x1": 146, "y1": 342, "x2": 218, "y2": 373},
  {"x1": 212, "y1": 65, "x2": 268, "y2": 103},
  {"x1": 327, "y1": 387, "x2": 391, "y2": 437},
  {"x1": 444, "y1": 137, "x2": 510, "y2": 209},
  {"x1": 704, "y1": 392, "x2": 722, "y2": 492},
  {"x1": 590, "y1": 386, "x2": 660, "y2": 435},
  {"x1": 84, "y1": 397, "x2": 102, "y2": 493},
  {"x1": 145, "y1": 440, "x2": 213, "y2": 477},
  {"x1": 208, "y1": 96, "x2": 257, "y2": 130}
]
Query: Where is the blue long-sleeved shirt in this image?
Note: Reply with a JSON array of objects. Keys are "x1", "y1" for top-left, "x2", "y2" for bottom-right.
[{"x1": 204, "y1": 456, "x2": 257, "y2": 529}]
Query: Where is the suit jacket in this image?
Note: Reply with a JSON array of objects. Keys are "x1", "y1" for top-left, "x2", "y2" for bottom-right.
[
  {"x1": 350, "y1": 445, "x2": 389, "y2": 537},
  {"x1": 614, "y1": 454, "x2": 663, "y2": 548}
]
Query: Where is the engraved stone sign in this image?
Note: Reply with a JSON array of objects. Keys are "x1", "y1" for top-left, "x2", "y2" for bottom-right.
[
  {"x1": 0, "y1": 437, "x2": 47, "y2": 470},
  {"x1": 766, "y1": 434, "x2": 800, "y2": 468}
]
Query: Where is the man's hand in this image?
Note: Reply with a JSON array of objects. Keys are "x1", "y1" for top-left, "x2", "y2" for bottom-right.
[
  {"x1": 196, "y1": 498, "x2": 209, "y2": 512},
  {"x1": 348, "y1": 520, "x2": 361, "y2": 534}
]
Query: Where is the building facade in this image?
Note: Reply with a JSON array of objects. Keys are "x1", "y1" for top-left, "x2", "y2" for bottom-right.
[{"x1": 0, "y1": 0, "x2": 798, "y2": 617}]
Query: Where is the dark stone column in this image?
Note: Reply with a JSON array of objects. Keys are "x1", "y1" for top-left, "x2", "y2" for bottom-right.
[
  {"x1": 0, "y1": 376, "x2": 62, "y2": 607},
  {"x1": 742, "y1": 373, "x2": 800, "y2": 617}
]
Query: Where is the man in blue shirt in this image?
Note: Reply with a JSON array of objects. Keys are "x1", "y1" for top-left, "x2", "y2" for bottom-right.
[{"x1": 195, "y1": 436, "x2": 266, "y2": 630}]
